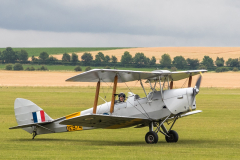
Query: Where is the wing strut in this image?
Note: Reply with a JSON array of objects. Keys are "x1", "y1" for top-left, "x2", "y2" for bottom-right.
[
  {"x1": 140, "y1": 79, "x2": 147, "y2": 97},
  {"x1": 188, "y1": 75, "x2": 192, "y2": 87},
  {"x1": 110, "y1": 75, "x2": 118, "y2": 113},
  {"x1": 93, "y1": 80, "x2": 100, "y2": 114},
  {"x1": 170, "y1": 80, "x2": 173, "y2": 89}
]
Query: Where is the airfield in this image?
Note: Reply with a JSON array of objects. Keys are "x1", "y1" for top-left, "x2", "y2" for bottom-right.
[{"x1": 0, "y1": 69, "x2": 240, "y2": 159}]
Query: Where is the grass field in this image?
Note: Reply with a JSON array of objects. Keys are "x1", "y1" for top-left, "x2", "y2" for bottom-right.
[
  {"x1": 0, "y1": 47, "x2": 127, "y2": 57},
  {"x1": 0, "y1": 87, "x2": 240, "y2": 159},
  {"x1": 0, "y1": 64, "x2": 157, "y2": 71}
]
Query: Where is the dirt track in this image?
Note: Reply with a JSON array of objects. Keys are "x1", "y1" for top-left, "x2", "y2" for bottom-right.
[
  {"x1": 1, "y1": 70, "x2": 240, "y2": 88},
  {"x1": 53, "y1": 47, "x2": 240, "y2": 62}
]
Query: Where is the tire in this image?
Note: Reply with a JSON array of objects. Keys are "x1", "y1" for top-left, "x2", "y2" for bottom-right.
[
  {"x1": 165, "y1": 130, "x2": 178, "y2": 143},
  {"x1": 145, "y1": 131, "x2": 158, "y2": 144}
]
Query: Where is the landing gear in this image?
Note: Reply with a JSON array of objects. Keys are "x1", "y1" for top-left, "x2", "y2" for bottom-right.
[
  {"x1": 145, "y1": 115, "x2": 179, "y2": 144},
  {"x1": 145, "y1": 131, "x2": 158, "y2": 144},
  {"x1": 32, "y1": 131, "x2": 37, "y2": 139},
  {"x1": 165, "y1": 130, "x2": 178, "y2": 143},
  {"x1": 145, "y1": 122, "x2": 158, "y2": 144}
]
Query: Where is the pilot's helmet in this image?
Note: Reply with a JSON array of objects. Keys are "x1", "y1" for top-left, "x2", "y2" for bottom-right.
[{"x1": 118, "y1": 92, "x2": 126, "y2": 101}]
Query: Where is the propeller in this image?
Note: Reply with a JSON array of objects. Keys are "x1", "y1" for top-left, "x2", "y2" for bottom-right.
[
  {"x1": 190, "y1": 73, "x2": 203, "y2": 110},
  {"x1": 193, "y1": 74, "x2": 202, "y2": 96}
]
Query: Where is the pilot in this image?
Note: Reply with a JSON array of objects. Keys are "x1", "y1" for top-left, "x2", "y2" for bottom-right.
[{"x1": 118, "y1": 92, "x2": 126, "y2": 102}]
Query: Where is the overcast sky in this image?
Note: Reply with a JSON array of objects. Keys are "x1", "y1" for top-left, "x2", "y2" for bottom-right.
[{"x1": 0, "y1": 0, "x2": 239, "y2": 47}]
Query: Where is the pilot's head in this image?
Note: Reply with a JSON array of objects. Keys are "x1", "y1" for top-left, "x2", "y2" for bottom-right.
[{"x1": 118, "y1": 93, "x2": 126, "y2": 102}]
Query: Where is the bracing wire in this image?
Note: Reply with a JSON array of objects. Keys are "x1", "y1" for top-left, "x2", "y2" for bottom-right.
[
  {"x1": 181, "y1": 78, "x2": 188, "y2": 88},
  {"x1": 119, "y1": 75, "x2": 152, "y2": 120}
]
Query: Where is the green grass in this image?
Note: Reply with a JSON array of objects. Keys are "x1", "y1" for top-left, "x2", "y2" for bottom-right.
[
  {"x1": 0, "y1": 64, "x2": 158, "y2": 71},
  {"x1": 0, "y1": 47, "x2": 129, "y2": 57},
  {"x1": 0, "y1": 87, "x2": 240, "y2": 159}
]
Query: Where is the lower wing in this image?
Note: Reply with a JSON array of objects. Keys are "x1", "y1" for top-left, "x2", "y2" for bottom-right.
[{"x1": 60, "y1": 114, "x2": 151, "y2": 129}]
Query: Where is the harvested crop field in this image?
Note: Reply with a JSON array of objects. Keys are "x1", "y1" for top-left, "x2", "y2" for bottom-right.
[
  {"x1": 0, "y1": 70, "x2": 240, "y2": 88},
  {"x1": 52, "y1": 47, "x2": 240, "y2": 62}
]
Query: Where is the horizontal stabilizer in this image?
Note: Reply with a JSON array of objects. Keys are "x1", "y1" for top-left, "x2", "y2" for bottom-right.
[
  {"x1": 60, "y1": 114, "x2": 151, "y2": 129},
  {"x1": 9, "y1": 121, "x2": 52, "y2": 130}
]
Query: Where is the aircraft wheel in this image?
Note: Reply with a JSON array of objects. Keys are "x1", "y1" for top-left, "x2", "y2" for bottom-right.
[
  {"x1": 145, "y1": 131, "x2": 158, "y2": 144},
  {"x1": 165, "y1": 130, "x2": 178, "y2": 143}
]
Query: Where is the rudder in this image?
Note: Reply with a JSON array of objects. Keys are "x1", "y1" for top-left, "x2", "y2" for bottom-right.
[{"x1": 14, "y1": 98, "x2": 53, "y2": 133}]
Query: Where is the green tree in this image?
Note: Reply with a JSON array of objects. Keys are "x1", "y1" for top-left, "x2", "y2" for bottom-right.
[
  {"x1": 198, "y1": 65, "x2": 207, "y2": 70},
  {"x1": 38, "y1": 66, "x2": 48, "y2": 70},
  {"x1": 172, "y1": 56, "x2": 187, "y2": 69},
  {"x1": 133, "y1": 53, "x2": 148, "y2": 67},
  {"x1": 160, "y1": 54, "x2": 172, "y2": 68},
  {"x1": 111, "y1": 55, "x2": 117, "y2": 63},
  {"x1": 121, "y1": 51, "x2": 132, "y2": 64},
  {"x1": 13, "y1": 63, "x2": 23, "y2": 71},
  {"x1": 171, "y1": 67, "x2": 177, "y2": 71},
  {"x1": 85, "y1": 66, "x2": 92, "y2": 71},
  {"x1": 149, "y1": 56, "x2": 156, "y2": 65},
  {"x1": 2, "y1": 47, "x2": 18, "y2": 63},
  {"x1": 202, "y1": 56, "x2": 214, "y2": 68},
  {"x1": 5, "y1": 64, "x2": 12, "y2": 70},
  {"x1": 62, "y1": 53, "x2": 71, "y2": 62},
  {"x1": 81, "y1": 52, "x2": 93, "y2": 65},
  {"x1": 18, "y1": 50, "x2": 28, "y2": 62},
  {"x1": 30, "y1": 66, "x2": 35, "y2": 71},
  {"x1": 215, "y1": 57, "x2": 224, "y2": 67},
  {"x1": 72, "y1": 53, "x2": 78, "y2": 63},
  {"x1": 48, "y1": 56, "x2": 58, "y2": 62},
  {"x1": 226, "y1": 58, "x2": 232, "y2": 66},
  {"x1": 74, "y1": 66, "x2": 82, "y2": 71},
  {"x1": 39, "y1": 52, "x2": 49, "y2": 61},
  {"x1": 104, "y1": 55, "x2": 110, "y2": 63},
  {"x1": 95, "y1": 52, "x2": 105, "y2": 64},
  {"x1": 233, "y1": 67, "x2": 239, "y2": 72},
  {"x1": 226, "y1": 58, "x2": 239, "y2": 67},
  {"x1": 186, "y1": 58, "x2": 199, "y2": 69}
]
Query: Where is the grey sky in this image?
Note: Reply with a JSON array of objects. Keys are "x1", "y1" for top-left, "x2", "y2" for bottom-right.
[{"x1": 0, "y1": 0, "x2": 239, "y2": 47}]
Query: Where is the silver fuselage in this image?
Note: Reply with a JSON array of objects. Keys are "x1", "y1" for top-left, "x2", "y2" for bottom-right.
[{"x1": 81, "y1": 87, "x2": 196, "y2": 120}]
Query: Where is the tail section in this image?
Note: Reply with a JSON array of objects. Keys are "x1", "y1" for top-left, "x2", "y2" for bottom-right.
[
  {"x1": 12, "y1": 98, "x2": 53, "y2": 134},
  {"x1": 10, "y1": 98, "x2": 93, "y2": 138},
  {"x1": 14, "y1": 98, "x2": 53, "y2": 125}
]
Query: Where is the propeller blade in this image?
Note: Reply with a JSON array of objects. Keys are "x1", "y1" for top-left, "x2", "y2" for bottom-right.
[
  {"x1": 195, "y1": 75, "x2": 202, "y2": 90},
  {"x1": 190, "y1": 73, "x2": 203, "y2": 110}
]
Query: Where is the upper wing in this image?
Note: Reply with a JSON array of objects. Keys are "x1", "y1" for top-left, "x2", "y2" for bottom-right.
[
  {"x1": 66, "y1": 69, "x2": 207, "y2": 83},
  {"x1": 59, "y1": 114, "x2": 151, "y2": 129}
]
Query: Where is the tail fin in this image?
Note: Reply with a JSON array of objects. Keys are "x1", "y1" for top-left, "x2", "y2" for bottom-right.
[{"x1": 13, "y1": 98, "x2": 53, "y2": 133}]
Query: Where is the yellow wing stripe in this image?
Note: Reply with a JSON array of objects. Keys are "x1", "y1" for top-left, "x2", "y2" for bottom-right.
[
  {"x1": 65, "y1": 112, "x2": 81, "y2": 119},
  {"x1": 65, "y1": 112, "x2": 83, "y2": 132}
]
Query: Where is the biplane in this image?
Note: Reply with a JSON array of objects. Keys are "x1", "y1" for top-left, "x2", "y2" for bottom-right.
[{"x1": 10, "y1": 69, "x2": 207, "y2": 144}]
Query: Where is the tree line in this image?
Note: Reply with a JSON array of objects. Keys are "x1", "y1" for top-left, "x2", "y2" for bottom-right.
[{"x1": 1, "y1": 47, "x2": 240, "y2": 71}]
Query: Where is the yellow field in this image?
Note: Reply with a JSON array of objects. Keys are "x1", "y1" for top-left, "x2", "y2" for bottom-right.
[
  {"x1": 52, "y1": 47, "x2": 240, "y2": 62},
  {"x1": 1, "y1": 70, "x2": 240, "y2": 88}
]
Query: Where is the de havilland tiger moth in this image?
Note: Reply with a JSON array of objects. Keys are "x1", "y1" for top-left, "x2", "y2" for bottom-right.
[{"x1": 10, "y1": 69, "x2": 207, "y2": 144}]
